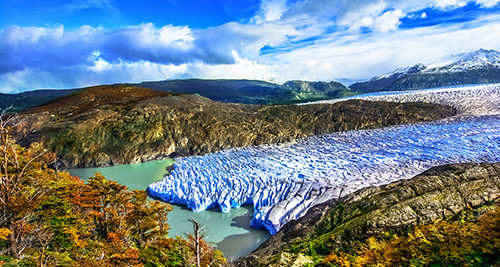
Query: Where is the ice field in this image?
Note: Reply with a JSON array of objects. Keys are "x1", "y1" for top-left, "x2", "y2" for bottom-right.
[{"x1": 148, "y1": 84, "x2": 500, "y2": 234}]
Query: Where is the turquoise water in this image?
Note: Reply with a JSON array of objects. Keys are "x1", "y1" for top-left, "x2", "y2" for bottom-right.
[{"x1": 68, "y1": 159, "x2": 270, "y2": 260}]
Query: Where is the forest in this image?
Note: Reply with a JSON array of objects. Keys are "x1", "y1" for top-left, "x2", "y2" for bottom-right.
[{"x1": 0, "y1": 115, "x2": 226, "y2": 266}]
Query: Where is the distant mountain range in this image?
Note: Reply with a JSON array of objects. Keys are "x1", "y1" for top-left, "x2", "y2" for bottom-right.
[
  {"x1": 1, "y1": 80, "x2": 352, "y2": 111},
  {"x1": 350, "y1": 48, "x2": 500, "y2": 92},
  {"x1": 135, "y1": 79, "x2": 352, "y2": 104},
  {"x1": 2, "y1": 48, "x2": 499, "y2": 111},
  {"x1": 0, "y1": 89, "x2": 76, "y2": 112}
]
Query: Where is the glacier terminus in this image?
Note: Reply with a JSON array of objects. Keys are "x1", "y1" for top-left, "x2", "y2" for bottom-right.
[{"x1": 148, "y1": 84, "x2": 500, "y2": 235}]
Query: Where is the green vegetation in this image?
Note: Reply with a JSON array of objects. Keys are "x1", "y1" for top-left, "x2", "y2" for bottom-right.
[
  {"x1": 0, "y1": 118, "x2": 226, "y2": 266},
  {"x1": 253, "y1": 200, "x2": 500, "y2": 267}
]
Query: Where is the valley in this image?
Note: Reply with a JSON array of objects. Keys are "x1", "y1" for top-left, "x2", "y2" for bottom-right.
[
  {"x1": 9, "y1": 80, "x2": 499, "y2": 262},
  {"x1": 14, "y1": 85, "x2": 453, "y2": 168},
  {"x1": 3, "y1": 0, "x2": 500, "y2": 264},
  {"x1": 148, "y1": 103, "x2": 499, "y2": 235}
]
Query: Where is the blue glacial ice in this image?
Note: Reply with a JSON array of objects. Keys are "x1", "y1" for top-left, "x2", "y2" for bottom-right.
[{"x1": 148, "y1": 84, "x2": 500, "y2": 235}]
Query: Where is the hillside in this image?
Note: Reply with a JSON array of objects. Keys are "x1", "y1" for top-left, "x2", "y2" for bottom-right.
[
  {"x1": 136, "y1": 79, "x2": 353, "y2": 104},
  {"x1": 14, "y1": 85, "x2": 454, "y2": 168},
  {"x1": 350, "y1": 49, "x2": 500, "y2": 93},
  {"x1": 0, "y1": 79, "x2": 351, "y2": 112},
  {"x1": 236, "y1": 162, "x2": 500, "y2": 266},
  {"x1": 0, "y1": 89, "x2": 76, "y2": 112}
]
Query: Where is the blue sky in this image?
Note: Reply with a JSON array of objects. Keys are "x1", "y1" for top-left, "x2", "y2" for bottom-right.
[
  {"x1": 1, "y1": 0, "x2": 500, "y2": 92},
  {"x1": 0, "y1": 0, "x2": 261, "y2": 29}
]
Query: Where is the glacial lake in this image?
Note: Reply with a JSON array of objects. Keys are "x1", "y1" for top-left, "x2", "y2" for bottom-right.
[{"x1": 68, "y1": 159, "x2": 271, "y2": 260}]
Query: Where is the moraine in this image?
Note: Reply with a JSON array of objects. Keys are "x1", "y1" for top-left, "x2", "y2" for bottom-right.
[{"x1": 148, "y1": 84, "x2": 500, "y2": 235}]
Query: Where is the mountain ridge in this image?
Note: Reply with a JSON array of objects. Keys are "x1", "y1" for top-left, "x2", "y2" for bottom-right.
[
  {"x1": 350, "y1": 48, "x2": 500, "y2": 92},
  {"x1": 135, "y1": 78, "x2": 353, "y2": 104},
  {"x1": 1, "y1": 79, "x2": 352, "y2": 112},
  {"x1": 3, "y1": 48, "x2": 499, "y2": 112},
  {"x1": 14, "y1": 85, "x2": 454, "y2": 168}
]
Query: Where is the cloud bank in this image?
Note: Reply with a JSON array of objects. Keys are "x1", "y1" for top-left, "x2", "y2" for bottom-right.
[{"x1": 1, "y1": 0, "x2": 500, "y2": 92}]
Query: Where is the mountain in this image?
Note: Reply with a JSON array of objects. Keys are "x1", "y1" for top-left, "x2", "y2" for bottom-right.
[
  {"x1": 350, "y1": 49, "x2": 500, "y2": 93},
  {"x1": 0, "y1": 79, "x2": 351, "y2": 112},
  {"x1": 14, "y1": 85, "x2": 453, "y2": 168},
  {"x1": 135, "y1": 79, "x2": 353, "y2": 104},
  {"x1": 0, "y1": 89, "x2": 76, "y2": 112},
  {"x1": 2, "y1": 49, "x2": 499, "y2": 112},
  {"x1": 236, "y1": 162, "x2": 500, "y2": 266}
]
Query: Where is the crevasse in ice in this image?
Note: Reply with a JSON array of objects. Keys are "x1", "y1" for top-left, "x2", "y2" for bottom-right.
[{"x1": 148, "y1": 84, "x2": 500, "y2": 234}]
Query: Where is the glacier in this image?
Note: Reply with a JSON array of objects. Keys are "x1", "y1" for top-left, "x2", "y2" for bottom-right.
[{"x1": 148, "y1": 84, "x2": 500, "y2": 235}]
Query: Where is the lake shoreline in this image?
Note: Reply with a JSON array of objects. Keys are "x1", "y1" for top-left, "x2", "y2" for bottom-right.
[{"x1": 68, "y1": 158, "x2": 271, "y2": 259}]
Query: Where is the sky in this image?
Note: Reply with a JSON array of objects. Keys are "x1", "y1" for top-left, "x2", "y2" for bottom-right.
[{"x1": 1, "y1": 0, "x2": 500, "y2": 92}]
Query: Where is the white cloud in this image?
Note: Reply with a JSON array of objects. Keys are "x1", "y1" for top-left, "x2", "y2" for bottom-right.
[
  {"x1": 339, "y1": 1, "x2": 387, "y2": 31},
  {"x1": 374, "y1": 9, "x2": 406, "y2": 32},
  {"x1": 1, "y1": 0, "x2": 500, "y2": 92},
  {"x1": 262, "y1": 15, "x2": 500, "y2": 81},
  {"x1": 0, "y1": 20, "x2": 298, "y2": 92},
  {"x1": 253, "y1": 0, "x2": 288, "y2": 23},
  {"x1": 475, "y1": 0, "x2": 500, "y2": 7},
  {"x1": 189, "y1": 51, "x2": 276, "y2": 81},
  {"x1": 432, "y1": 0, "x2": 468, "y2": 9}
]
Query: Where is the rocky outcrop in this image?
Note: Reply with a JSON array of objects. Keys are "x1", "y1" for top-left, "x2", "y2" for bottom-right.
[
  {"x1": 236, "y1": 162, "x2": 500, "y2": 266},
  {"x1": 14, "y1": 85, "x2": 455, "y2": 168},
  {"x1": 282, "y1": 80, "x2": 353, "y2": 100}
]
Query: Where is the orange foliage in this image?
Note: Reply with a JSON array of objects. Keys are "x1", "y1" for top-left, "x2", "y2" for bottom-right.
[
  {"x1": 324, "y1": 206, "x2": 500, "y2": 266},
  {"x1": 0, "y1": 122, "x2": 226, "y2": 266}
]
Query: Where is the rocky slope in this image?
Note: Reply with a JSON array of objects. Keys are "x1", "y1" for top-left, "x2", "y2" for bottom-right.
[
  {"x1": 14, "y1": 85, "x2": 454, "y2": 168},
  {"x1": 350, "y1": 49, "x2": 500, "y2": 92},
  {"x1": 235, "y1": 162, "x2": 500, "y2": 266}
]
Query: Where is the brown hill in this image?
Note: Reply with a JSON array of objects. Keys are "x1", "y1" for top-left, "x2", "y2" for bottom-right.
[{"x1": 15, "y1": 85, "x2": 455, "y2": 168}]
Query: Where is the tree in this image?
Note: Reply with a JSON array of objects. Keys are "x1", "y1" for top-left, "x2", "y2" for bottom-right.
[
  {"x1": 0, "y1": 111, "x2": 56, "y2": 260},
  {"x1": 323, "y1": 206, "x2": 500, "y2": 266},
  {"x1": 0, "y1": 110, "x2": 227, "y2": 266},
  {"x1": 188, "y1": 219, "x2": 202, "y2": 267}
]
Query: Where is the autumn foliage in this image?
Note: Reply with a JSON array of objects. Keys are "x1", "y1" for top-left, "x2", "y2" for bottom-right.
[
  {"x1": 324, "y1": 205, "x2": 500, "y2": 266},
  {"x1": 0, "y1": 117, "x2": 226, "y2": 266}
]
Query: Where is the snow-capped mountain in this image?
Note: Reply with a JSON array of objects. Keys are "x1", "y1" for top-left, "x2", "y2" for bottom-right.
[
  {"x1": 371, "y1": 63, "x2": 427, "y2": 80},
  {"x1": 435, "y1": 48, "x2": 500, "y2": 72},
  {"x1": 351, "y1": 49, "x2": 500, "y2": 92}
]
